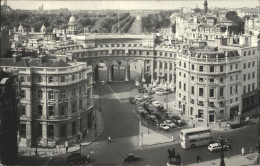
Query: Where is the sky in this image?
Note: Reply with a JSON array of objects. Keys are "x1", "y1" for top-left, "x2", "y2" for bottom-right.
[{"x1": 2, "y1": 0, "x2": 260, "y2": 10}]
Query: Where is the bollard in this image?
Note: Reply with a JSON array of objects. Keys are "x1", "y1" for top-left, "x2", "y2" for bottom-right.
[{"x1": 172, "y1": 136, "x2": 174, "y2": 141}]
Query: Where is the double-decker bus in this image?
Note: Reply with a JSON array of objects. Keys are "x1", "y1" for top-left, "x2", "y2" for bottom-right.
[{"x1": 180, "y1": 127, "x2": 213, "y2": 149}]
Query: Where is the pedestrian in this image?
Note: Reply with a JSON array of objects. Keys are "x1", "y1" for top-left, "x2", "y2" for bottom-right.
[
  {"x1": 108, "y1": 136, "x2": 111, "y2": 143},
  {"x1": 65, "y1": 140, "x2": 68, "y2": 154},
  {"x1": 172, "y1": 147, "x2": 175, "y2": 157},
  {"x1": 35, "y1": 147, "x2": 38, "y2": 156},
  {"x1": 196, "y1": 154, "x2": 201, "y2": 163},
  {"x1": 193, "y1": 123, "x2": 195, "y2": 128},
  {"x1": 219, "y1": 120, "x2": 221, "y2": 130},
  {"x1": 241, "y1": 147, "x2": 245, "y2": 156}
]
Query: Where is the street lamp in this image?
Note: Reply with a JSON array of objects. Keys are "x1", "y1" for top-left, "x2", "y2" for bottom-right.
[{"x1": 218, "y1": 135, "x2": 226, "y2": 166}]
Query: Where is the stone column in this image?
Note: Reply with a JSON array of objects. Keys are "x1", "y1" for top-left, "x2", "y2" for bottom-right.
[
  {"x1": 125, "y1": 64, "x2": 129, "y2": 82},
  {"x1": 162, "y1": 61, "x2": 165, "y2": 82},
  {"x1": 157, "y1": 60, "x2": 160, "y2": 83},
  {"x1": 142, "y1": 61, "x2": 146, "y2": 83},
  {"x1": 151, "y1": 60, "x2": 154, "y2": 83},
  {"x1": 167, "y1": 62, "x2": 170, "y2": 83},
  {"x1": 42, "y1": 122, "x2": 47, "y2": 146},
  {"x1": 108, "y1": 65, "x2": 112, "y2": 82}
]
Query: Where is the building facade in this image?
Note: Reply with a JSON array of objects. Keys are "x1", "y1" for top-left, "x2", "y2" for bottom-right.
[
  {"x1": 0, "y1": 54, "x2": 94, "y2": 147},
  {"x1": 0, "y1": 70, "x2": 18, "y2": 164}
]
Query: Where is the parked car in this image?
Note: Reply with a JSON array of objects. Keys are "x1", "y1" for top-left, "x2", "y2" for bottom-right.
[
  {"x1": 160, "y1": 123, "x2": 170, "y2": 131},
  {"x1": 171, "y1": 115, "x2": 184, "y2": 126},
  {"x1": 208, "y1": 143, "x2": 230, "y2": 152},
  {"x1": 226, "y1": 122, "x2": 244, "y2": 129},
  {"x1": 137, "y1": 106, "x2": 144, "y2": 113},
  {"x1": 66, "y1": 153, "x2": 90, "y2": 164},
  {"x1": 148, "y1": 115, "x2": 158, "y2": 124},
  {"x1": 163, "y1": 120, "x2": 176, "y2": 128},
  {"x1": 146, "y1": 106, "x2": 156, "y2": 115},
  {"x1": 123, "y1": 153, "x2": 141, "y2": 162},
  {"x1": 135, "y1": 96, "x2": 143, "y2": 102},
  {"x1": 155, "y1": 89, "x2": 168, "y2": 95},
  {"x1": 152, "y1": 101, "x2": 161, "y2": 107},
  {"x1": 143, "y1": 93, "x2": 149, "y2": 100},
  {"x1": 129, "y1": 97, "x2": 135, "y2": 104},
  {"x1": 140, "y1": 111, "x2": 149, "y2": 119}
]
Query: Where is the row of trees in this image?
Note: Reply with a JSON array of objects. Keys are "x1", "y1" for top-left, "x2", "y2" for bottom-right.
[
  {"x1": 0, "y1": 9, "x2": 134, "y2": 33},
  {"x1": 225, "y1": 11, "x2": 245, "y2": 34},
  {"x1": 141, "y1": 11, "x2": 172, "y2": 33}
]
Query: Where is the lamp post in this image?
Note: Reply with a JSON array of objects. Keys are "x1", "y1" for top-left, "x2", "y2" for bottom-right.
[{"x1": 218, "y1": 135, "x2": 226, "y2": 166}]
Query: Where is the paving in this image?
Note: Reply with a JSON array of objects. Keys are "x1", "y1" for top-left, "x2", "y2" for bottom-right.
[{"x1": 187, "y1": 152, "x2": 260, "y2": 166}]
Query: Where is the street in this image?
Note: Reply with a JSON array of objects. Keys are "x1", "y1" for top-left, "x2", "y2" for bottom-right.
[{"x1": 19, "y1": 82, "x2": 258, "y2": 165}]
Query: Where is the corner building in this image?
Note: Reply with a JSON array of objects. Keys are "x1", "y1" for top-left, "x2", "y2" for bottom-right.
[
  {"x1": 1, "y1": 54, "x2": 94, "y2": 147},
  {"x1": 176, "y1": 41, "x2": 258, "y2": 123}
]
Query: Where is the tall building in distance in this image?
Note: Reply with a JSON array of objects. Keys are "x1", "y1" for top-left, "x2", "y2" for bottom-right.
[
  {"x1": 38, "y1": 3, "x2": 43, "y2": 12},
  {"x1": 204, "y1": 0, "x2": 208, "y2": 14},
  {"x1": 0, "y1": 70, "x2": 19, "y2": 165}
]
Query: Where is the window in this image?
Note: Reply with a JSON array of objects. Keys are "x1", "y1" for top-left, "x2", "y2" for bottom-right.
[
  {"x1": 19, "y1": 75, "x2": 25, "y2": 82},
  {"x1": 248, "y1": 62, "x2": 251, "y2": 68},
  {"x1": 179, "y1": 81, "x2": 181, "y2": 89},
  {"x1": 210, "y1": 66, "x2": 214, "y2": 72},
  {"x1": 179, "y1": 61, "x2": 181, "y2": 67},
  {"x1": 184, "y1": 74, "x2": 186, "y2": 78},
  {"x1": 253, "y1": 50, "x2": 255, "y2": 55},
  {"x1": 230, "y1": 76, "x2": 233, "y2": 81},
  {"x1": 244, "y1": 63, "x2": 246, "y2": 69},
  {"x1": 243, "y1": 86, "x2": 246, "y2": 94},
  {"x1": 49, "y1": 106, "x2": 54, "y2": 116},
  {"x1": 210, "y1": 78, "x2": 214, "y2": 82},
  {"x1": 184, "y1": 83, "x2": 186, "y2": 91},
  {"x1": 244, "y1": 51, "x2": 246, "y2": 56},
  {"x1": 253, "y1": 61, "x2": 255, "y2": 67},
  {"x1": 220, "y1": 77, "x2": 223, "y2": 82},
  {"x1": 79, "y1": 73, "x2": 82, "y2": 79},
  {"x1": 72, "y1": 121, "x2": 76, "y2": 135},
  {"x1": 210, "y1": 89, "x2": 214, "y2": 97},
  {"x1": 230, "y1": 86, "x2": 233, "y2": 95},
  {"x1": 48, "y1": 91, "x2": 54, "y2": 100},
  {"x1": 38, "y1": 105, "x2": 42, "y2": 116},
  {"x1": 61, "y1": 124, "x2": 66, "y2": 138},
  {"x1": 160, "y1": 62, "x2": 162, "y2": 69},
  {"x1": 191, "y1": 86, "x2": 194, "y2": 94},
  {"x1": 60, "y1": 104, "x2": 66, "y2": 116},
  {"x1": 248, "y1": 84, "x2": 251, "y2": 92},
  {"x1": 199, "y1": 78, "x2": 203, "y2": 82},
  {"x1": 79, "y1": 99, "x2": 83, "y2": 109},
  {"x1": 72, "y1": 102, "x2": 76, "y2": 113},
  {"x1": 235, "y1": 85, "x2": 238, "y2": 93},
  {"x1": 48, "y1": 76, "x2": 54, "y2": 83},
  {"x1": 191, "y1": 76, "x2": 194, "y2": 80},
  {"x1": 252, "y1": 72, "x2": 255, "y2": 78},
  {"x1": 61, "y1": 76, "x2": 65, "y2": 82},
  {"x1": 190, "y1": 107, "x2": 193, "y2": 115},
  {"x1": 37, "y1": 90, "x2": 42, "y2": 99},
  {"x1": 20, "y1": 90, "x2": 26, "y2": 99},
  {"x1": 248, "y1": 73, "x2": 251, "y2": 80},
  {"x1": 199, "y1": 88, "x2": 203, "y2": 96},
  {"x1": 165, "y1": 63, "x2": 168, "y2": 69},
  {"x1": 20, "y1": 124, "x2": 26, "y2": 138},
  {"x1": 243, "y1": 74, "x2": 246, "y2": 81},
  {"x1": 248, "y1": 51, "x2": 251, "y2": 55},
  {"x1": 38, "y1": 76, "x2": 42, "y2": 82},
  {"x1": 252, "y1": 83, "x2": 255, "y2": 90},
  {"x1": 20, "y1": 105, "x2": 26, "y2": 115},
  {"x1": 60, "y1": 90, "x2": 66, "y2": 99},
  {"x1": 48, "y1": 125, "x2": 54, "y2": 138},
  {"x1": 220, "y1": 66, "x2": 224, "y2": 72},
  {"x1": 230, "y1": 99, "x2": 233, "y2": 104},
  {"x1": 191, "y1": 65, "x2": 194, "y2": 70},
  {"x1": 199, "y1": 66, "x2": 203, "y2": 72},
  {"x1": 170, "y1": 64, "x2": 172, "y2": 70},
  {"x1": 220, "y1": 87, "x2": 224, "y2": 97},
  {"x1": 72, "y1": 75, "x2": 75, "y2": 81},
  {"x1": 72, "y1": 89, "x2": 76, "y2": 97},
  {"x1": 230, "y1": 65, "x2": 233, "y2": 71},
  {"x1": 236, "y1": 75, "x2": 239, "y2": 80},
  {"x1": 179, "y1": 72, "x2": 181, "y2": 76},
  {"x1": 38, "y1": 124, "x2": 42, "y2": 137},
  {"x1": 235, "y1": 64, "x2": 238, "y2": 69},
  {"x1": 190, "y1": 99, "x2": 194, "y2": 104}
]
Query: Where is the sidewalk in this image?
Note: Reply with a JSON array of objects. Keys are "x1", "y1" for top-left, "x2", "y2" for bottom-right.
[
  {"x1": 18, "y1": 111, "x2": 105, "y2": 157},
  {"x1": 187, "y1": 152, "x2": 259, "y2": 166}
]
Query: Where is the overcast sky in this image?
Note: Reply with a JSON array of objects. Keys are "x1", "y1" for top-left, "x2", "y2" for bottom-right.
[{"x1": 2, "y1": 0, "x2": 259, "y2": 10}]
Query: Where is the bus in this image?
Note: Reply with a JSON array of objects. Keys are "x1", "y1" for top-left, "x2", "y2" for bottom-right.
[{"x1": 180, "y1": 127, "x2": 213, "y2": 149}]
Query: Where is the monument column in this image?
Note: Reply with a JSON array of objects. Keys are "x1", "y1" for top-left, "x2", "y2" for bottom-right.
[
  {"x1": 151, "y1": 60, "x2": 154, "y2": 83},
  {"x1": 142, "y1": 60, "x2": 146, "y2": 83},
  {"x1": 167, "y1": 62, "x2": 170, "y2": 83},
  {"x1": 108, "y1": 64, "x2": 112, "y2": 82},
  {"x1": 125, "y1": 64, "x2": 129, "y2": 82}
]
